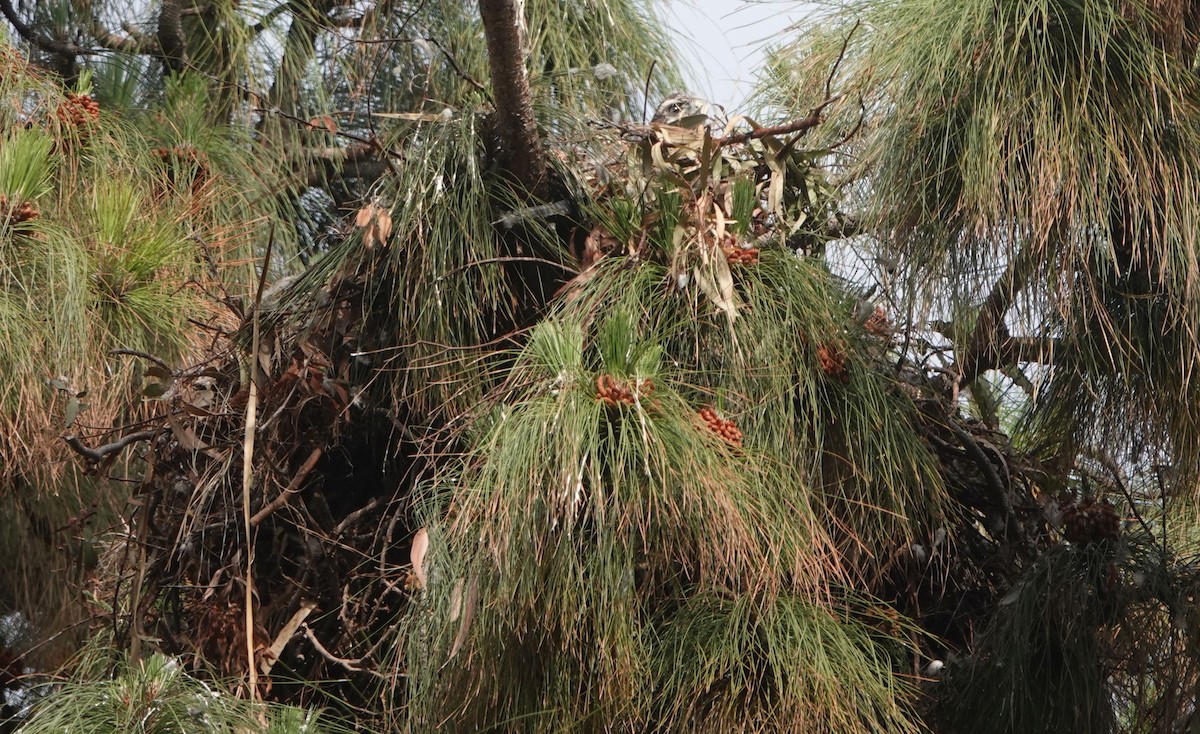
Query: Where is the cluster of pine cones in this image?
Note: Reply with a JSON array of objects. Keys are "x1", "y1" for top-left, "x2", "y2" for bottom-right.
[
  {"x1": 698, "y1": 407, "x2": 742, "y2": 447},
  {"x1": 0, "y1": 195, "x2": 38, "y2": 226},
  {"x1": 723, "y1": 245, "x2": 760, "y2": 265},
  {"x1": 865, "y1": 306, "x2": 891, "y2": 337},
  {"x1": 1062, "y1": 499, "x2": 1121, "y2": 545},
  {"x1": 817, "y1": 343, "x2": 850, "y2": 382},
  {"x1": 55, "y1": 93, "x2": 100, "y2": 128},
  {"x1": 595, "y1": 374, "x2": 653, "y2": 407}
]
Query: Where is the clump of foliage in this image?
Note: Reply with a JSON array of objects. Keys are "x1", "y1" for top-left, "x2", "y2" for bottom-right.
[
  {"x1": 0, "y1": 43, "x2": 278, "y2": 672},
  {"x1": 399, "y1": 109, "x2": 941, "y2": 733},
  {"x1": 14, "y1": 0, "x2": 1200, "y2": 732},
  {"x1": 19, "y1": 650, "x2": 347, "y2": 734}
]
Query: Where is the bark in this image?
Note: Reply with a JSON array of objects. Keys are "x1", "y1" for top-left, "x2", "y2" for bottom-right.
[
  {"x1": 1134, "y1": 0, "x2": 1200, "y2": 66},
  {"x1": 478, "y1": 0, "x2": 547, "y2": 199},
  {"x1": 157, "y1": 0, "x2": 187, "y2": 73}
]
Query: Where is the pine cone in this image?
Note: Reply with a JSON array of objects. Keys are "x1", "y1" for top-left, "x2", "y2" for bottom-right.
[
  {"x1": 596, "y1": 374, "x2": 636, "y2": 407},
  {"x1": 1062, "y1": 499, "x2": 1121, "y2": 544},
  {"x1": 817, "y1": 343, "x2": 850, "y2": 382},
  {"x1": 722, "y1": 245, "x2": 760, "y2": 265},
  {"x1": 56, "y1": 93, "x2": 100, "y2": 129},
  {"x1": 0, "y1": 195, "x2": 38, "y2": 226},
  {"x1": 698, "y1": 407, "x2": 743, "y2": 447}
]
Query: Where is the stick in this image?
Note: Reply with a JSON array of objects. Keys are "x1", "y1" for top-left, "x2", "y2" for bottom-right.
[
  {"x1": 63, "y1": 430, "x2": 159, "y2": 464},
  {"x1": 250, "y1": 447, "x2": 324, "y2": 527},
  {"x1": 242, "y1": 226, "x2": 273, "y2": 701}
]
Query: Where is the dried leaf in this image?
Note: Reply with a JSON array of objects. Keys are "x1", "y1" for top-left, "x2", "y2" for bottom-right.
[
  {"x1": 354, "y1": 203, "x2": 392, "y2": 249},
  {"x1": 354, "y1": 204, "x2": 376, "y2": 229},
  {"x1": 410, "y1": 528, "x2": 430, "y2": 589},
  {"x1": 142, "y1": 381, "x2": 168, "y2": 398},
  {"x1": 64, "y1": 396, "x2": 84, "y2": 428},
  {"x1": 307, "y1": 115, "x2": 337, "y2": 134},
  {"x1": 693, "y1": 257, "x2": 738, "y2": 323},
  {"x1": 166, "y1": 411, "x2": 207, "y2": 452},
  {"x1": 145, "y1": 364, "x2": 173, "y2": 381},
  {"x1": 449, "y1": 578, "x2": 463, "y2": 621},
  {"x1": 448, "y1": 576, "x2": 478, "y2": 660},
  {"x1": 179, "y1": 401, "x2": 215, "y2": 418},
  {"x1": 373, "y1": 209, "x2": 392, "y2": 244}
]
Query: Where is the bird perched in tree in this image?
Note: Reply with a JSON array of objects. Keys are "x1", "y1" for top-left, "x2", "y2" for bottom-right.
[{"x1": 650, "y1": 92, "x2": 727, "y2": 130}]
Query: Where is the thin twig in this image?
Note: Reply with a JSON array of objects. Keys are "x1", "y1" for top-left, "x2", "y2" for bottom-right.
[
  {"x1": 825, "y1": 21, "x2": 860, "y2": 101},
  {"x1": 250, "y1": 446, "x2": 324, "y2": 527},
  {"x1": 333, "y1": 496, "x2": 382, "y2": 536},
  {"x1": 440, "y1": 255, "x2": 578, "y2": 280},
  {"x1": 641, "y1": 59, "x2": 657, "y2": 123},
  {"x1": 425, "y1": 36, "x2": 487, "y2": 94},
  {"x1": 241, "y1": 226, "x2": 274, "y2": 701},
  {"x1": 108, "y1": 348, "x2": 171, "y2": 372},
  {"x1": 949, "y1": 423, "x2": 1009, "y2": 510},
  {"x1": 1088, "y1": 451, "x2": 1157, "y2": 543},
  {"x1": 301, "y1": 624, "x2": 385, "y2": 677},
  {"x1": 953, "y1": 247, "x2": 1040, "y2": 392}
]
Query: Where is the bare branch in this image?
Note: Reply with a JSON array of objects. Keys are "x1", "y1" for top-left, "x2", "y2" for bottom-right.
[
  {"x1": 250, "y1": 446, "x2": 324, "y2": 526},
  {"x1": 426, "y1": 36, "x2": 487, "y2": 94},
  {"x1": 109, "y1": 348, "x2": 171, "y2": 372},
  {"x1": 64, "y1": 430, "x2": 160, "y2": 464},
  {"x1": 0, "y1": 0, "x2": 88, "y2": 57},
  {"x1": 714, "y1": 95, "x2": 841, "y2": 148},
  {"x1": 824, "y1": 21, "x2": 860, "y2": 100},
  {"x1": 91, "y1": 21, "x2": 160, "y2": 55},
  {"x1": 306, "y1": 142, "x2": 393, "y2": 186},
  {"x1": 954, "y1": 249, "x2": 1039, "y2": 391},
  {"x1": 301, "y1": 624, "x2": 385, "y2": 677}
]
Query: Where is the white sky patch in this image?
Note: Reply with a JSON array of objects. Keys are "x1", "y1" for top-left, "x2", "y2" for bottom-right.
[{"x1": 665, "y1": 1, "x2": 817, "y2": 112}]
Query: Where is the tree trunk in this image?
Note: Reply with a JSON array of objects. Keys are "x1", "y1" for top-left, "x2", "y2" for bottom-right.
[
  {"x1": 478, "y1": 0, "x2": 547, "y2": 200},
  {"x1": 157, "y1": 0, "x2": 187, "y2": 73}
]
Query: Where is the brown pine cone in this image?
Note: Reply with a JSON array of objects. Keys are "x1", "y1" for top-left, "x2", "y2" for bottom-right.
[
  {"x1": 56, "y1": 93, "x2": 100, "y2": 128},
  {"x1": 0, "y1": 195, "x2": 38, "y2": 226},
  {"x1": 817, "y1": 343, "x2": 850, "y2": 382}
]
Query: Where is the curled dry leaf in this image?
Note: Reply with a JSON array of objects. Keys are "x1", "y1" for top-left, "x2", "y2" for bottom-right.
[
  {"x1": 448, "y1": 576, "x2": 479, "y2": 661},
  {"x1": 307, "y1": 115, "x2": 337, "y2": 134},
  {"x1": 354, "y1": 202, "x2": 393, "y2": 249},
  {"x1": 410, "y1": 527, "x2": 430, "y2": 590}
]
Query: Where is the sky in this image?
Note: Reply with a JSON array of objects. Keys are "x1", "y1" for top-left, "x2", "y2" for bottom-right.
[{"x1": 665, "y1": 1, "x2": 817, "y2": 112}]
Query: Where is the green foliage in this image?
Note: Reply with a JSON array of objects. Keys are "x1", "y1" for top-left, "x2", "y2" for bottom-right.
[
  {"x1": 769, "y1": 0, "x2": 1200, "y2": 475},
  {"x1": 940, "y1": 543, "x2": 1121, "y2": 734},
  {"x1": 400, "y1": 108, "x2": 942, "y2": 733},
  {"x1": 19, "y1": 653, "x2": 347, "y2": 734},
  {"x1": 652, "y1": 593, "x2": 918, "y2": 734},
  {"x1": 0, "y1": 63, "x2": 191, "y2": 476}
]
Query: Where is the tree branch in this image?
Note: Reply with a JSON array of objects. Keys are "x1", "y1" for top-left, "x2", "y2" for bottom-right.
[
  {"x1": 715, "y1": 95, "x2": 841, "y2": 148},
  {"x1": 954, "y1": 249, "x2": 1040, "y2": 391},
  {"x1": 91, "y1": 20, "x2": 160, "y2": 55},
  {"x1": 64, "y1": 430, "x2": 160, "y2": 465},
  {"x1": 250, "y1": 446, "x2": 324, "y2": 527},
  {"x1": 306, "y1": 142, "x2": 392, "y2": 186},
  {"x1": 0, "y1": 0, "x2": 88, "y2": 57},
  {"x1": 478, "y1": 0, "x2": 547, "y2": 198}
]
